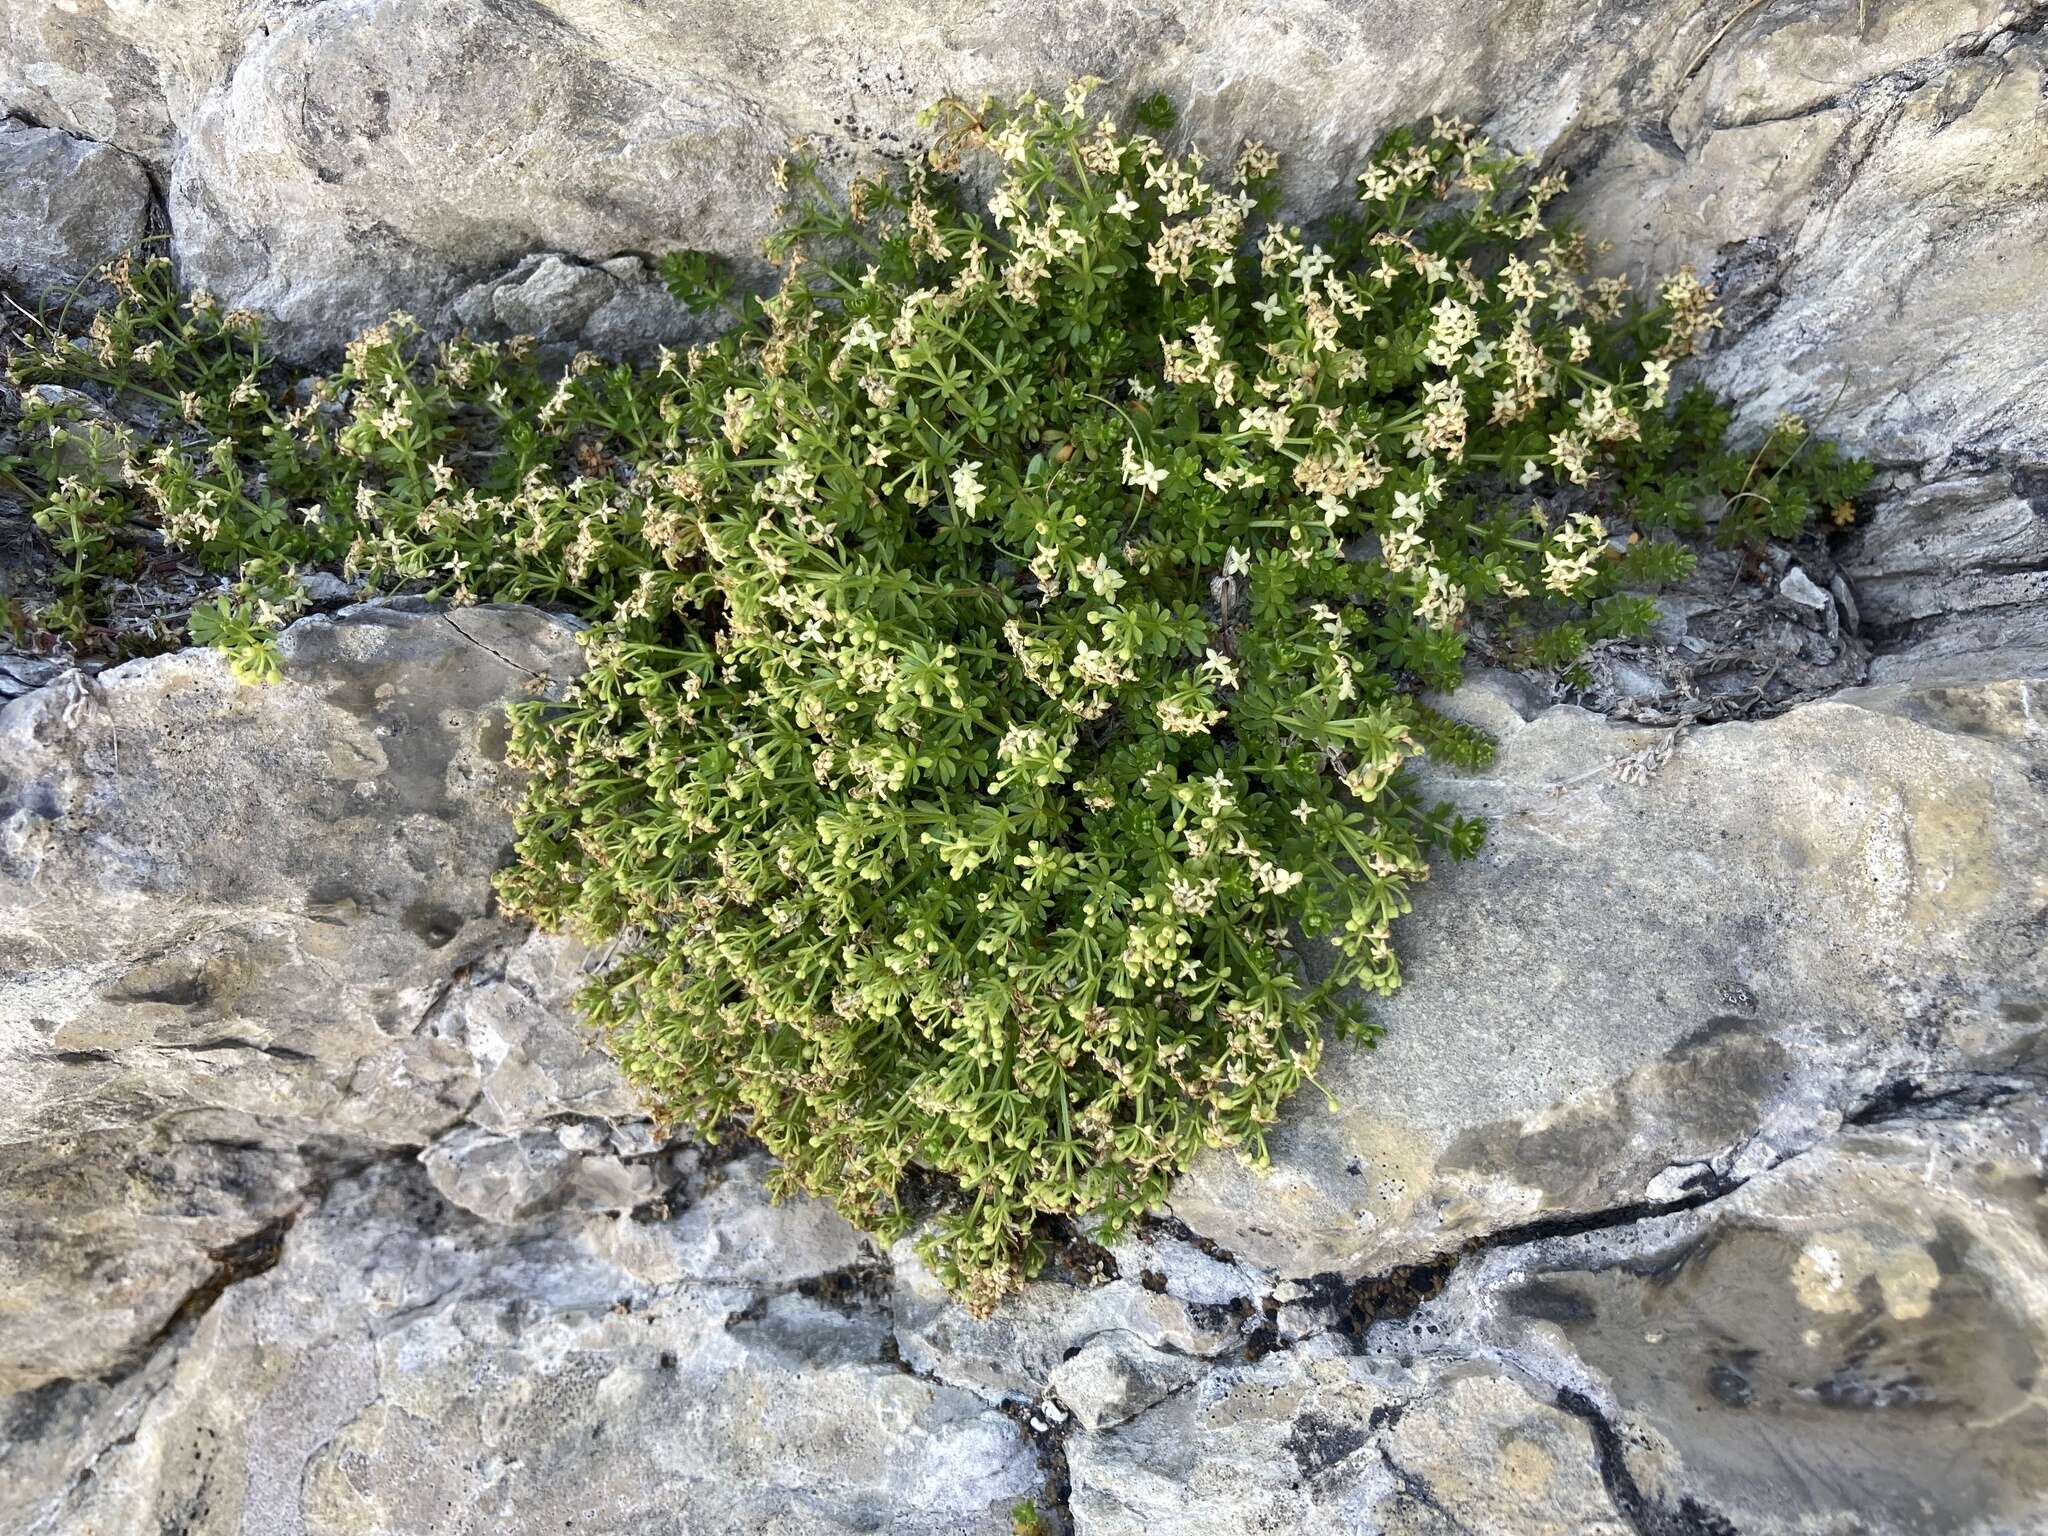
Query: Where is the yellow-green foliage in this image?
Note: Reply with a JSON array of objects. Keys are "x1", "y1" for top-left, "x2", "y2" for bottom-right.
[{"x1": 4, "y1": 83, "x2": 1867, "y2": 1308}]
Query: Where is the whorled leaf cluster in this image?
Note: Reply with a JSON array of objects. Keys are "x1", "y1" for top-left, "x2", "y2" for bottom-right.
[{"x1": 3, "y1": 83, "x2": 1868, "y2": 1307}]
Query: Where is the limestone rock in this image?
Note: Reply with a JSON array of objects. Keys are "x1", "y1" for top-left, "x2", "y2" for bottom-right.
[
  {"x1": 0, "y1": 0, "x2": 243, "y2": 158},
  {"x1": 1364, "y1": 1083, "x2": 2048, "y2": 1535},
  {"x1": 1067, "y1": 1341, "x2": 1626, "y2": 1535},
  {"x1": 450, "y1": 252, "x2": 702, "y2": 362},
  {"x1": 1070, "y1": 1079, "x2": 2048, "y2": 1534},
  {"x1": 1170, "y1": 670, "x2": 2048, "y2": 1279},
  {"x1": 890, "y1": 1220, "x2": 1265, "y2": 1404},
  {"x1": 1, "y1": 1163, "x2": 1039, "y2": 1536},
  {"x1": 420, "y1": 1121, "x2": 666, "y2": 1225},
  {"x1": 16, "y1": 0, "x2": 1699, "y2": 347},
  {"x1": 7, "y1": 3, "x2": 2037, "y2": 698},
  {"x1": 1571, "y1": 21, "x2": 2047, "y2": 469},
  {"x1": 1841, "y1": 468, "x2": 2048, "y2": 683},
  {"x1": 0, "y1": 0, "x2": 2030, "y2": 498},
  {"x1": 2, "y1": 603, "x2": 2042, "y2": 1534},
  {"x1": 0, "y1": 118, "x2": 152, "y2": 301},
  {"x1": 1047, "y1": 1335, "x2": 1205, "y2": 1433},
  {"x1": 0, "y1": 602, "x2": 591, "y2": 1387},
  {"x1": 583, "y1": 1148, "x2": 878, "y2": 1288}
]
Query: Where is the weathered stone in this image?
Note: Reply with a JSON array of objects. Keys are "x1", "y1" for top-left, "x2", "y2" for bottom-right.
[
  {"x1": 8, "y1": 3, "x2": 2036, "y2": 696},
  {"x1": 1841, "y1": 468, "x2": 2048, "y2": 683},
  {"x1": 0, "y1": 602, "x2": 590, "y2": 1386},
  {"x1": 891, "y1": 1220, "x2": 1264, "y2": 1403},
  {"x1": 2, "y1": 599, "x2": 2042, "y2": 1532},
  {"x1": 0, "y1": 1162, "x2": 1039, "y2": 1536},
  {"x1": 450, "y1": 252, "x2": 701, "y2": 361},
  {"x1": 426, "y1": 927, "x2": 641, "y2": 1134},
  {"x1": 1667, "y1": 0, "x2": 2011, "y2": 140},
  {"x1": 1570, "y1": 23, "x2": 2047, "y2": 469},
  {"x1": 581, "y1": 1148, "x2": 878, "y2": 1288},
  {"x1": 1366, "y1": 1083, "x2": 2048, "y2": 1536},
  {"x1": 420, "y1": 1121, "x2": 664, "y2": 1224},
  {"x1": 0, "y1": 0, "x2": 242, "y2": 158},
  {"x1": 1067, "y1": 1340, "x2": 1627, "y2": 1535},
  {"x1": 3, "y1": 0, "x2": 1673, "y2": 345},
  {"x1": 1047, "y1": 1335, "x2": 1205, "y2": 1432},
  {"x1": 1171, "y1": 670, "x2": 2048, "y2": 1279},
  {"x1": 0, "y1": 118, "x2": 152, "y2": 301},
  {"x1": 1072, "y1": 1082, "x2": 2048, "y2": 1534},
  {"x1": 8, "y1": 0, "x2": 2028, "y2": 437}
]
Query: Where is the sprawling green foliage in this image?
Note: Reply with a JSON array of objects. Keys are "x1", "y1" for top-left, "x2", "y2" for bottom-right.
[{"x1": 4, "y1": 83, "x2": 1867, "y2": 1308}]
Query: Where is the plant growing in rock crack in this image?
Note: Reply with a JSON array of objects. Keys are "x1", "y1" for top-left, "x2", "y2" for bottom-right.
[{"x1": 3, "y1": 81, "x2": 1868, "y2": 1309}]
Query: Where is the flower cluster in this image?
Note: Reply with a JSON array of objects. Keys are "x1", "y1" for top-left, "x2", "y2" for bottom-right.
[{"x1": 4, "y1": 87, "x2": 1868, "y2": 1308}]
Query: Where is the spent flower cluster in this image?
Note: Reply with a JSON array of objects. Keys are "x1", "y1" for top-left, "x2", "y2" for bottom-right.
[{"x1": 4, "y1": 84, "x2": 1869, "y2": 1307}]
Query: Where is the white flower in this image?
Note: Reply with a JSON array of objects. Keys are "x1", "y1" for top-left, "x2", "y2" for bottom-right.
[
  {"x1": 1519, "y1": 458, "x2": 1544, "y2": 487},
  {"x1": 1549, "y1": 429, "x2": 1591, "y2": 485},
  {"x1": 952, "y1": 461, "x2": 988, "y2": 517},
  {"x1": 1252, "y1": 293, "x2": 1286, "y2": 322},
  {"x1": 1641, "y1": 357, "x2": 1673, "y2": 408},
  {"x1": 1293, "y1": 245, "x2": 1333, "y2": 284},
  {"x1": 1121, "y1": 440, "x2": 1168, "y2": 494},
  {"x1": 1077, "y1": 554, "x2": 1126, "y2": 599},
  {"x1": 1107, "y1": 188, "x2": 1140, "y2": 219},
  {"x1": 1416, "y1": 565, "x2": 1467, "y2": 630},
  {"x1": 1200, "y1": 648, "x2": 1240, "y2": 688},
  {"x1": 1245, "y1": 851, "x2": 1304, "y2": 895},
  {"x1": 1221, "y1": 546, "x2": 1250, "y2": 577},
  {"x1": 1156, "y1": 693, "x2": 1222, "y2": 735}
]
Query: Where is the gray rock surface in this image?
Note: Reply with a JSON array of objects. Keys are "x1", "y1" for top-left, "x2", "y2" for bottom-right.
[
  {"x1": 0, "y1": 603, "x2": 1043, "y2": 1533},
  {"x1": 1, "y1": 3, "x2": 2037, "y2": 438},
  {"x1": 1842, "y1": 467, "x2": 2048, "y2": 682},
  {"x1": 450, "y1": 252, "x2": 702, "y2": 362},
  {"x1": 1074, "y1": 1081, "x2": 2048, "y2": 1535},
  {"x1": 1569, "y1": 6, "x2": 2047, "y2": 470},
  {"x1": 5, "y1": 1161, "x2": 1035, "y2": 1536},
  {"x1": 1067, "y1": 1343, "x2": 1631, "y2": 1535},
  {"x1": 1354, "y1": 1082, "x2": 2048, "y2": 1536},
  {"x1": 0, "y1": 117, "x2": 152, "y2": 302},
  {"x1": 0, "y1": 601, "x2": 592, "y2": 1388}
]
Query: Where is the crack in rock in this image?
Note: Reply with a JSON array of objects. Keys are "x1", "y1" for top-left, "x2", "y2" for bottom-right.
[
  {"x1": 98, "y1": 1209, "x2": 299, "y2": 1389},
  {"x1": 1556, "y1": 1388, "x2": 1740, "y2": 1536}
]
